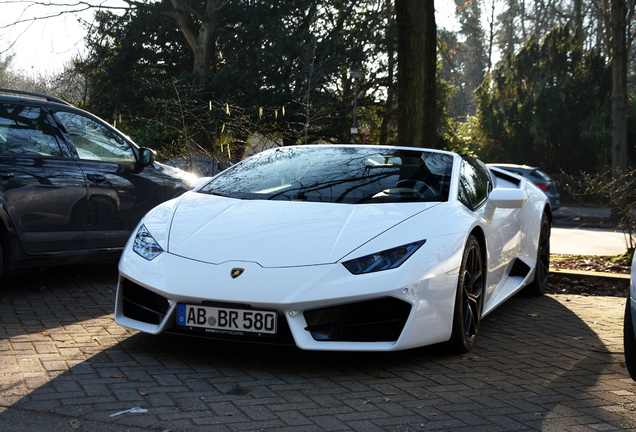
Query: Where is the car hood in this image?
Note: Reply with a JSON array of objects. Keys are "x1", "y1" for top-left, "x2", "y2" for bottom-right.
[{"x1": 166, "y1": 192, "x2": 440, "y2": 267}]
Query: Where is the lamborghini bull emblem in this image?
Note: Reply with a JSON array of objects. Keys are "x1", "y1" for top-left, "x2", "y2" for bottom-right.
[{"x1": 231, "y1": 268, "x2": 245, "y2": 279}]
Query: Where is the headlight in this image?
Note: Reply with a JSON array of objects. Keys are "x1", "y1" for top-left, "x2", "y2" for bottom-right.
[
  {"x1": 133, "y1": 224, "x2": 164, "y2": 260},
  {"x1": 342, "y1": 240, "x2": 426, "y2": 275}
]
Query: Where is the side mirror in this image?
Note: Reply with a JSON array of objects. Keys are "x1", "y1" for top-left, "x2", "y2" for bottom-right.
[
  {"x1": 483, "y1": 188, "x2": 528, "y2": 223},
  {"x1": 489, "y1": 188, "x2": 528, "y2": 209},
  {"x1": 139, "y1": 147, "x2": 156, "y2": 167}
]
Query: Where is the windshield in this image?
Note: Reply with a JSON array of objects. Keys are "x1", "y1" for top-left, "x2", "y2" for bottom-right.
[{"x1": 199, "y1": 146, "x2": 454, "y2": 204}]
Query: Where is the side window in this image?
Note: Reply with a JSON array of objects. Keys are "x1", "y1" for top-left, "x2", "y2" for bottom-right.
[
  {"x1": 52, "y1": 110, "x2": 135, "y2": 163},
  {"x1": 459, "y1": 157, "x2": 491, "y2": 210},
  {"x1": 458, "y1": 182, "x2": 472, "y2": 208},
  {"x1": 0, "y1": 103, "x2": 62, "y2": 157}
]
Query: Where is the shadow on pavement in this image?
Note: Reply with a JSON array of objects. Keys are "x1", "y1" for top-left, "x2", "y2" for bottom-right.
[{"x1": 0, "y1": 264, "x2": 634, "y2": 431}]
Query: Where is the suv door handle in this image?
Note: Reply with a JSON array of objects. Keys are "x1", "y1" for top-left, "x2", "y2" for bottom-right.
[
  {"x1": 86, "y1": 174, "x2": 106, "y2": 182},
  {"x1": 0, "y1": 171, "x2": 14, "y2": 179}
]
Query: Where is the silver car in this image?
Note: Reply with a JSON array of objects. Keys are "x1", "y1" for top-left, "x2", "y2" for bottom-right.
[{"x1": 489, "y1": 164, "x2": 561, "y2": 211}]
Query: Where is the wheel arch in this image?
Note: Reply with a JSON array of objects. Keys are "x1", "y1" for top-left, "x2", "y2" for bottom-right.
[
  {"x1": 468, "y1": 226, "x2": 487, "y2": 268},
  {"x1": 446, "y1": 227, "x2": 487, "y2": 353},
  {"x1": 544, "y1": 203, "x2": 553, "y2": 224}
]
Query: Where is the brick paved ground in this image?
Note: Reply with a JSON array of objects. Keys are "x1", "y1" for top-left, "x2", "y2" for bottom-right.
[{"x1": 1, "y1": 263, "x2": 635, "y2": 431}]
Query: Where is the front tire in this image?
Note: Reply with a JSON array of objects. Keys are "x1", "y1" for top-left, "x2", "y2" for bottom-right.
[
  {"x1": 624, "y1": 298, "x2": 636, "y2": 380},
  {"x1": 524, "y1": 211, "x2": 550, "y2": 296},
  {"x1": 448, "y1": 235, "x2": 484, "y2": 353}
]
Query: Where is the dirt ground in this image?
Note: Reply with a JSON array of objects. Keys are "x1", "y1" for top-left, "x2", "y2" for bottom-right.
[{"x1": 549, "y1": 254, "x2": 631, "y2": 297}]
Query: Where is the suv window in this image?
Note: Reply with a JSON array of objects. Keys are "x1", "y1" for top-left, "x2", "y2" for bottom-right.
[
  {"x1": 0, "y1": 103, "x2": 62, "y2": 157},
  {"x1": 459, "y1": 157, "x2": 492, "y2": 210},
  {"x1": 52, "y1": 111, "x2": 135, "y2": 163},
  {"x1": 531, "y1": 169, "x2": 552, "y2": 182}
]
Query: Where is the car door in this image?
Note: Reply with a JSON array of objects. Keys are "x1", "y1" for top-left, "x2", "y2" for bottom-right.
[
  {"x1": 459, "y1": 157, "x2": 522, "y2": 303},
  {"x1": 0, "y1": 102, "x2": 87, "y2": 253},
  {"x1": 49, "y1": 109, "x2": 168, "y2": 249}
]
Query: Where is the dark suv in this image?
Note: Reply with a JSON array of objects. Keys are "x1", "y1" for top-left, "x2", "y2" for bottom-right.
[{"x1": 0, "y1": 89, "x2": 197, "y2": 277}]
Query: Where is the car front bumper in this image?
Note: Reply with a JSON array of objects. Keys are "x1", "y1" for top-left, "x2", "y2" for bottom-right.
[{"x1": 115, "y1": 238, "x2": 462, "y2": 351}]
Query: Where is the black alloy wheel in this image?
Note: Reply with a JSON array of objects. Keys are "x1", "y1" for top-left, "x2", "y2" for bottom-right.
[
  {"x1": 448, "y1": 235, "x2": 484, "y2": 353},
  {"x1": 524, "y1": 212, "x2": 550, "y2": 296},
  {"x1": 624, "y1": 298, "x2": 636, "y2": 381}
]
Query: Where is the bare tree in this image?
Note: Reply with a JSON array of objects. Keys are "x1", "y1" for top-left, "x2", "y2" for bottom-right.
[
  {"x1": 1, "y1": 0, "x2": 230, "y2": 82},
  {"x1": 0, "y1": 52, "x2": 52, "y2": 93},
  {"x1": 0, "y1": 53, "x2": 16, "y2": 88}
]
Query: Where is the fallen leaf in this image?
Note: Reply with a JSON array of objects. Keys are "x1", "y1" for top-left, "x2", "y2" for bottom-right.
[
  {"x1": 138, "y1": 390, "x2": 149, "y2": 396},
  {"x1": 70, "y1": 419, "x2": 82, "y2": 429},
  {"x1": 372, "y1": 373, "x2": 389, "y2": 379},
  {"x1": 362, "y1": 400, "x2": 371, "y2": 404},
  {"x1": 112, "y1": 374, "x2": 126, "y2": 378}
]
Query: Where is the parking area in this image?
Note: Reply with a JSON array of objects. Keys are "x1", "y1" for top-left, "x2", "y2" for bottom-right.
[{"x1": 1, "y1": 263, "x2": 635, "y2": 431}]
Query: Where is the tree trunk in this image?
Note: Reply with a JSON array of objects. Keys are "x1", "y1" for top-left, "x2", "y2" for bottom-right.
[
  {"x1": 191, "y1": 17, "x2": 216, "y2": 81},
  {"x1": 395, "y1": 0, "x2": 437, "y2": 148},
  {"x1": 164, "y1": 0, "x2": 227, "y2": 82},
  {"x1": 611, "y1": 0, "x2": 628, "y2": 221},
  {"x1": 574, "y1": 0, "x2": 583, "y2": 35},
  {"x1": 487, "y1": 0, "x2": 495, "y2": 71},
  {"x1": 379, "y1": 0, "x2": 396, "y2": 145},
  {"x1": 603, "y1": 0, "x2": 613, "y2": 57}
]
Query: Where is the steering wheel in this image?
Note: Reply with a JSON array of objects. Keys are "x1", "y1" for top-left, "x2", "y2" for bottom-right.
[{"x1": 395, "y1": 179, "x2": 439, "y2": 198}]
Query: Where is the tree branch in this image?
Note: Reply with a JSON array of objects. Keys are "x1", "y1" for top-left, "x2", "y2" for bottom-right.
[{"x1": 165, "y1": 0, "x2": 203, "y2": 22}]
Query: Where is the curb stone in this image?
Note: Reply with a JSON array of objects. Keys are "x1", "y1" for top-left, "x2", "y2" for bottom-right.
[{"x1": 550, "y1": 267, "x2": 630, "y2": 281}]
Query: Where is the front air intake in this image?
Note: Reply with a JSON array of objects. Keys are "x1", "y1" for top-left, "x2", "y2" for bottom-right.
[
  {"x1": 121, "y1": 278, "x2": 170, "y2": 325},
  {"x1": 303, "y1": 297, "x2": 412, "y2": 342},
  {"x1": 509, "y1": 258, "x2": 531, "y2": 278}
]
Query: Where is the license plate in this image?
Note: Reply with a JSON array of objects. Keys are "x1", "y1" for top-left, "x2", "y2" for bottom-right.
[{"x1": 176, "y1": 304, "x2": 277, "y2": 335}]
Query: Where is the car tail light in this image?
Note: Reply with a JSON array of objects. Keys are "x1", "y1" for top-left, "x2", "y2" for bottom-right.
[{"x1": 534, "y1": 182, "x2": 549, "y2": 192}]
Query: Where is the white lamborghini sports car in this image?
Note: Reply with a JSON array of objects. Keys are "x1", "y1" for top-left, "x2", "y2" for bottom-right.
[{"x1": 115, "y1": 145, "x2": 552, "y2": 352}]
